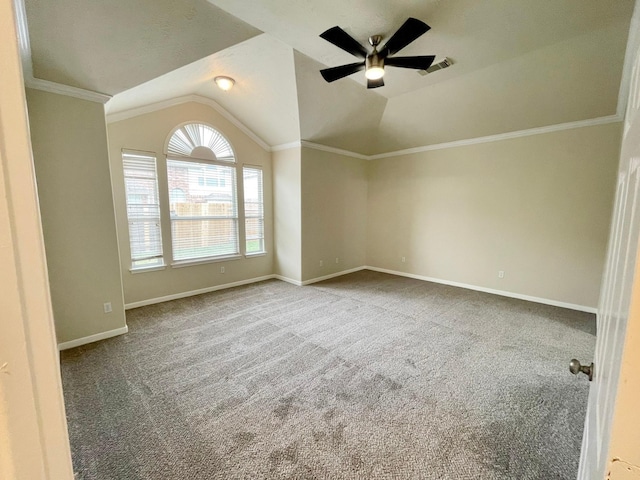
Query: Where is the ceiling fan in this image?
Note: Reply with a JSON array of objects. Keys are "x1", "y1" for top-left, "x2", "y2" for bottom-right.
[{"x1": 319, "y1": 18, "x2": 435, "y2": 89}]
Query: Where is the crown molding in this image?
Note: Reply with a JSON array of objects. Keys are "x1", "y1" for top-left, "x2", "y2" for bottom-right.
[
  {"x1": 23, "y1": 83, "x2": 626, "y2": 162},
  {"x1": 106, "y1": 104, "x2": 621, "y2": 161},
  {"x1": 368, "y1": 114, "x2": 623, "y2": 160},
  {"x1": 14, "y1": 0, "x2": 628, "y2": 159},
  {"x1": 25, "y1": 77, "x2": 112, "y2": 104},
  {"x1": 271, "y1": 141, "x2": 302, "y2": 152},
  {"x1": 299, "y1": 141, "x2": 370, "y2": 160},
  {"x1": 106, "y1": 94, "x2": 271, "y2": 152},
  {"x1": 293, "y1": 114, "x2": 623, "y2": 161},
  {"x1": 106, "y1": 95, "x2": 198, "y2": 123},
  {"x1": 14, "y1": 0, "x2": 112, "y2": 105},
  {"x1": 286, "y1": 114, "x2": 623, "y2": 161}
]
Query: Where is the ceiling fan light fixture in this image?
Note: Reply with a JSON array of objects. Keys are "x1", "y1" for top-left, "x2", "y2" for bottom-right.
[
  {"x1": 365, "y1": 53, "x2": 385, "y2": 80},
  {"x1": 365, "y1": 66, "x2": 385, "y2": 80},
  {"x1": 214, "y1": 76, "x2": 235, "y2": 91}
]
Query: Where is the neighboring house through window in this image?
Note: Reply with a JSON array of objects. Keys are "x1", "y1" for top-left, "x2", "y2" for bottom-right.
[{"x1": 169, "y1": 188, "x2": 186, "y2": 204}]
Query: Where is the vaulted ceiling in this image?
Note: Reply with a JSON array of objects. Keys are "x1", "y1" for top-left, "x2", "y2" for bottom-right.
[{"x1": 24, "y1": 0, "x2": 635, "y2": 155}]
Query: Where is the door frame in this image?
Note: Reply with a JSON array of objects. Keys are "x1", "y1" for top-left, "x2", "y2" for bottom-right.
[{"x1": 0, "y1": 2, "x2": 74, "y2": 479}]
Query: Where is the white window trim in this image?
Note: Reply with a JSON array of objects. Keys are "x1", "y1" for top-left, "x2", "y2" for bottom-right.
[
  {"x1": 166, "y1": 152, "x2": 240, "y2": 263},
  {"x1": 122, "y1": 150, "x2": 164, "y2": 271},
  {"x1": 245, "y1": 252, "x2": 267, "y2": 259},
  {"x1": 129, "y1": 264, "x2": 166, "y2": 274},
  {"x1": 170, "y1": 254, "x2": 242, "y2": 268},
  {"x1": 121, "y1": 125, "x2": 269, "y2": 271},
  {"x1": 242, "y1": 163, "x2": 266, "y2": 256}
]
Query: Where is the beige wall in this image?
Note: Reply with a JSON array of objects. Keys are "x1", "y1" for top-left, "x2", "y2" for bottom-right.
[
  {"x1": 367, "y1": 122, "x2": 622, "y2": 308},
  {"x1": 301, "y1": 147, "x2": 368, "y2": 281},
  {"x1": 107, "y1": 102, "x2": 273, "y2": 304},
  {"x1": 273, "y1": 147, "x2": 302, "y2": 282},
  {"x1": 26, "y1": 89, "x2": 126, "y2": 344}
]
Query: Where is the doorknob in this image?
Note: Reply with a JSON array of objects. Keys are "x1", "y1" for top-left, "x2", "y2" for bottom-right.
[{"x1": 569, "y1": 359, "x2": 594, "y2": 381}]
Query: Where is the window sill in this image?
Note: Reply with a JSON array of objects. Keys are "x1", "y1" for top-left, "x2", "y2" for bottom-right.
[
  {"x1": 129, "y1": 264, "x2": 166, "y2": 274},
  {"x1": 245, "y1": 252, "x2": 267, "y2": 258},
  {"x1": 171, "y1": 254, "x2": 242, "y2": 268}
]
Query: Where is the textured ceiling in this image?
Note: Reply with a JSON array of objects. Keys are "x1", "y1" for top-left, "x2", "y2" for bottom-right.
[
  {"x1": 207, "y1": 0, "x2": 634, "y2": 99},
  {"x1": 24, "y1": 0, "x2": 636, "y2": 154},
  {"x1": 24, "y1": 0, "x2": 261, "y2": 95},
  {"x1": 106, "y1": 35, "x2": 301, "y2": 147},
  {"x1": 372, "y1": 22, "x2": 629, "y2": 153},
  {"x1": 294, "y1": 51, "x2": 387, "y2": 155}
]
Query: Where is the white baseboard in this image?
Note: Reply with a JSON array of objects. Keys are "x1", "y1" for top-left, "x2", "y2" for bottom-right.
[
  {"x1": 60, "y1": 267, "x2": 593, "y2": 351},
  {"x1": 125, "y1": 266, "x2": 596, "y2": 314},
  {"x1": 365, "y1": 266, "x2": 597, "y2": 314},
  {"x1": 301, "y1": 266, "x2": 367, "y2": 285},
  {"x1": 273, "y1": 274, "x2": 303, "y2": 286},
  {"x1": 57, "y1": 326, "x2": 129, "y2": 351},
  {"x1": 124, "y1": 274, "x2": 276, "y2": 309}
]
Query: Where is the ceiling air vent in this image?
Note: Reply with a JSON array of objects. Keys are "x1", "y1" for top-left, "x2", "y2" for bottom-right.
[{"x1": 418, "y1": 57, "x2": 453, "y2": 76}]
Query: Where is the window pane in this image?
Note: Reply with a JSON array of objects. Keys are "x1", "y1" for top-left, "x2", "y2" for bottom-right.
[
  {"x1": 171, "y1": 219, "x2": 238, "y2": 260},
  {"x1": 243, "y1": 167, "x2": 264, "y2": 254},
  {"x1": 245, "y1": 218, "x2": 264, "y2": 253},
  {"x1": 244, "y1": 201, "x2": 263, "y2": 217},
  {"x1": 167, "y1": 158, "x2": 239, "y2": 261},
  {"x1": 129, "y1": 220, "x2": 162, "y2": 260},
  {"x1": 122, "y1": 153, "x2": 163, "y2": 269}
]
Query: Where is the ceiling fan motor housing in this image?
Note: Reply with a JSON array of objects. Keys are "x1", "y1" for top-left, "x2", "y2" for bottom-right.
[
  {"x1": 366, "y1": 51, "x2": 384, "y2": 71},
  {"x1": 368, "y1": 35, "x2": 383, "y2": 47}
]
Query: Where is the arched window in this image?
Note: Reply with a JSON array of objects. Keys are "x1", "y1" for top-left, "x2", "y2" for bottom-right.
[
  {"x1": 165, "y1": 123, "x2": 239, "y2": 262},
  {"x1": 167, "y1": 123, "x2": 235, "y2": 162},
  {"x1": 121, "y1": 122, "x2": 265, "y2": 270}
]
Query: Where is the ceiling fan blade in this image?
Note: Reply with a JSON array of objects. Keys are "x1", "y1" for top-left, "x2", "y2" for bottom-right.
[
  {"x1": 385, "y1": 55, "x2": 436, "y2": 70},
  {"x1": 320, "y1": 26, "x2": 369, "y2": 59},
  {"x1": 320, "y1": 62, "x2": 365, "y2": 82},
  {"x1": 380, "y1": 18, "x2": 431, "y2": 57},
  {"x1": 367, "y1": 77, "x2": 384, "y2": 89}
]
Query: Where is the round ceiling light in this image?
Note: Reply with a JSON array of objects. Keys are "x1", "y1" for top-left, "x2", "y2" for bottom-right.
[{"x1": 214, "y1": 76, "x2": 235, "y2": 91}]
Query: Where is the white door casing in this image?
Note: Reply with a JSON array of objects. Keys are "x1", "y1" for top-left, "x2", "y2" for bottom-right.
[
  {"x1": 578, "y1": 15, "x2": 640, "y2": 479},
  {"x1": 0, "y1": 1, "x2": 74, "y2": 478}
]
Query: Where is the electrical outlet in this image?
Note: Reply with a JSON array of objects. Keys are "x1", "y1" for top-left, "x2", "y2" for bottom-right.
[
  {"x1": 498, "y1": 270, "x2": 505, "y2": 279},
  {"x1": 335, "y1": 257, "x2": 339, "y2": 264},
  {"x1": 401, "y1": 256, "x2": 406, "y2": 263},
  {"x1": 220, "y1": 266, "x2": 225, "y2": 274},
  {"x1": 319, "y1": 260, "x2": 323, "y2": 267},
  {"x1": 103, "y1": 302, "x2": 112, "y2": 314}
]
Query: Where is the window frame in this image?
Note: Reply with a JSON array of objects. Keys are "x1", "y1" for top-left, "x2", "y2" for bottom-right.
[
  {"x1": 122, "y1": 123, "x2": 268, "y2": 273},
  {"x1": 121, "y1": 149, "x2": 165, "y2": 272},
  {"x1": 163, "y1": 122, "x2": 245, "y2": 266},
  {"x1": 242, "y1": 164, "x2": 266, "y2": 257},
  {"x1": 166, "y1": 155, "x2": 241, "y2": 266}
]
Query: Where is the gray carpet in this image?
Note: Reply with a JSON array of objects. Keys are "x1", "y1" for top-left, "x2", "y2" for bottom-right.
[{"x1": 61, "y1": 270, "x2": 595, "y2": 479}]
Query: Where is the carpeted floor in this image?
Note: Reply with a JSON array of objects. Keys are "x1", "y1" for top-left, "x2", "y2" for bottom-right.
[{"x1": 61, "y1": 270, "x2": 595, "y2": 479}]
